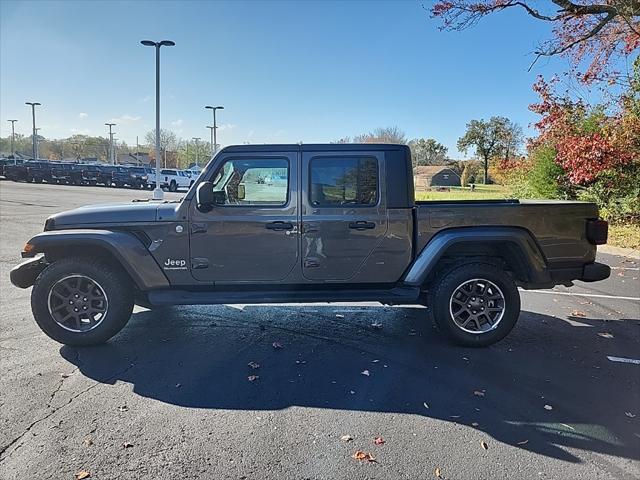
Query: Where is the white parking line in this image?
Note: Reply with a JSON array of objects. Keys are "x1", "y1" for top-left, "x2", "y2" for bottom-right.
[
  {"x1": 607, "y1": 356, "x2": 640, "y2": 365},
  {"x1": 521, "y1": 289, "x2": 640, "y2": 302},
  {"x1": 611, "y1": 266, "x2": 640, "y2": 271}
]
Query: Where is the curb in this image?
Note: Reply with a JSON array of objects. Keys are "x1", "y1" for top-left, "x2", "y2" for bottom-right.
[{"x1": 599, "y1": 245, "x2": 640, "y2": 259}]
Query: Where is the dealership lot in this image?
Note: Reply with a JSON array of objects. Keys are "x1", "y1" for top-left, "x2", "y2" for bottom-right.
[{"x1": 0, "y1": 181, "x2": 638, "y2": 479}]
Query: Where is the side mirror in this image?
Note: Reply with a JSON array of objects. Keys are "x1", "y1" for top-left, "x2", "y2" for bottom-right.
[
  {"x1": 196, "y1": 181, "x2": 215, "y2": 212},
  {"x1": 237, "y1": 184, "x2": 246, "y2": 200}
]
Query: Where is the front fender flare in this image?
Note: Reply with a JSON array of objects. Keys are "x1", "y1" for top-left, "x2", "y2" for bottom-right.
[
  {"x1": 403, "y1": 227, "x2": 550, "y2": 287},
  {"x1": 22, "y1": 229, "x2": 169, "y2": 290}
]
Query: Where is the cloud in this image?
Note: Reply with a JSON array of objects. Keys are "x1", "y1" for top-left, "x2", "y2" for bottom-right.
[
  {"x1": 109, "y1": 114, "x2": 142, "y2": 125},
  {"x1": 140, "y1": 95, "x2": 152, "y2": 103},
  {"x1": 70, "y1": 128, "x2": 91, "y2": 135},
  {"x1": 77, "y1": 112, "x2": 88, "y2": 119},
  {"x1": 218, "y1": 124, "x2": 237, "y2": 132},
  {"x1": 171, "y1": 119, "x2": 183, "y2": 127}
]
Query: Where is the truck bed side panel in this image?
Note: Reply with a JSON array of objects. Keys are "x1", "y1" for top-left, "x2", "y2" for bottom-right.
[{"x1": 415, "y1": 201, "x2": 598, "y2": 267}]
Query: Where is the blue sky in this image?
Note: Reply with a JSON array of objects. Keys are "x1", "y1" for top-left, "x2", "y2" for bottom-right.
[{"x1": 1, "y1": 0, "x2": 573, "y2": 157}]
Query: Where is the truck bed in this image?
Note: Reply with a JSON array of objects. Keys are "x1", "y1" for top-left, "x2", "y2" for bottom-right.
[{"x1": 414, "y1": 200, "x2": 599, "y2": 267}]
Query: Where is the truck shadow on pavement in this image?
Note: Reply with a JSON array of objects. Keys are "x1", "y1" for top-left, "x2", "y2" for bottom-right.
[{"x1": 60, "y1": 305, "x2": 640, "y2": 465}]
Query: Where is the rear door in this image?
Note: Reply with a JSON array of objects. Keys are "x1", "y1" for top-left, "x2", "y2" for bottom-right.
[
  {"x1": 301, "y1": 150, "x2": 388, "y2": 281},
  {"x1": 189, "y1": 150, "x2": 299, "y2": 283}
]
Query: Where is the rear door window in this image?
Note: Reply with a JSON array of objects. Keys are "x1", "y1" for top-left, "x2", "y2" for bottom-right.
[{"x1": 309, "y1": 157, "x2": 378, "y2": 207}]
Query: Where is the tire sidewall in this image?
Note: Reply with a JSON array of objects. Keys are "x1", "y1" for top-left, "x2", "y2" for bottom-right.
[
  {"x1": 431, "y1": 263, "x2": 520, "y2": 347},
  {"x1": 31, "y1": 258, "x2": 134, "y2": 346}
]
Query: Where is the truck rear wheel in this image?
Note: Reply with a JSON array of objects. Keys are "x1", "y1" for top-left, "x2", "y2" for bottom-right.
[
  {"x1": 169, "y1": 180, "x2": 177, "y2": 192},
  {"x1": 31, "y1": 257, "x2": 134, "y2": 346},
  {"x1": 428, "y1": 262, "x2": 520, "y2": 347}
]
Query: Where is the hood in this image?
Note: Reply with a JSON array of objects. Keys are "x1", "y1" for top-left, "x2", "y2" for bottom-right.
[{"x1": 48, "y1": 202, "x2": 182, "y2": 228}]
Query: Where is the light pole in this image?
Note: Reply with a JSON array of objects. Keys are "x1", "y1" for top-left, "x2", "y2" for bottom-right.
[
  {"x1": 105, "y1": 123, "x2": 116, "y2": 164},
  {"x1": 35, "y1": 128, "x2": 41, "y2": 159},
  {"x1": 205, "y1": 105, "x2": 224, "y2": 155},
  {"x1": 142, "y1": 39, "x2": 175, "y2": 200},
  {"x1": 192, "y1": 137, "x2": 201, "y2": 168},
  {"x1": 25, "y1": 102, "x2": 41, "y2": 159},
  {"x1": 206, "y1": 125, "x2": 214, "y2": 157},
  {"x1": 7, "y1": 119, "x2": 17, "y2": 158}
]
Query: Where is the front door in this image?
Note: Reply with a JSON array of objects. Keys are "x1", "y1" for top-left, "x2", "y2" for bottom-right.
[
  {"x1": 301, "y1": 151, "x2": 388, "y2": 281},
  {"x1": 189, "y1": 151, "x2": 299, "y2": 283}
]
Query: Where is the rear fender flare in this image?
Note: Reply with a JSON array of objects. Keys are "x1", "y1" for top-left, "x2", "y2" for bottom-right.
[
  {"x1": 403, "y1": 227, "x2": 550, "y2": 287},
  {"x1": 23, "y1": 229, "x2": 169, "y2": 290}
]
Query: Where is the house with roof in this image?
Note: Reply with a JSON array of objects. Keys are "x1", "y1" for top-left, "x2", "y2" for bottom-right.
[{"x1": 413, "y1": 166, "x2": 461, "y2": 191}]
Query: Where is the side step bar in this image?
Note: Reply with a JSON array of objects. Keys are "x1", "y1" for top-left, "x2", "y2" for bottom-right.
[{"x1": 147, "y1": 287, "x2": 420, "y2": 306}]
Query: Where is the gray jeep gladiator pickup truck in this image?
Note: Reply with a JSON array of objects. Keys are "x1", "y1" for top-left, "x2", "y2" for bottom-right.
[{"x1": 10, "y1": 144, "x2": 610, "y2": 347}]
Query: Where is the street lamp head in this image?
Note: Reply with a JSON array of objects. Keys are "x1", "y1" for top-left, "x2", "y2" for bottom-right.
[
  {"x1": 216, "y1": 106, "x2": 224, "y2": 110},
  {"x1": 141, "y1": 40, "x2": 156, "y2": 47},
  {"x1": 25, "y1": 102, "x2": 41, "y2": 106},
  {"x1": 160, "y1": 40, "x2": 175, "y2": 47}
]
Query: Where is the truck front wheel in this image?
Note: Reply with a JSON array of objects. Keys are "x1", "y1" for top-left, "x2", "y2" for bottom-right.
[
  {"x1": 428, "y1": 263, "x2": 520, "y2": 347},
  {"x1": 31, "y1": 257, "x2": 134, "y2": 346}
]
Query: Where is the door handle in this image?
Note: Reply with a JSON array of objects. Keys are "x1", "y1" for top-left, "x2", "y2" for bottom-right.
[
  {"x1": 349, "y1": 221, "x2": 376, "y2": 230},
  {"x1": 266, "y1": 221, "x2": 294, "y2": 231}
]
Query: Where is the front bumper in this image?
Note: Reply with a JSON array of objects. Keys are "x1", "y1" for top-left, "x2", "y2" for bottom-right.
[{"x1": 10, "y1": 256, "x2": 47, "y2": 288}]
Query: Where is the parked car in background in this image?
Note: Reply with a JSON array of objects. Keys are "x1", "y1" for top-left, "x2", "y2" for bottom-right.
[
  {"x1": 25, "y1": 161, "x2": 53, "y2": 183},
  {"x1": 158, "y1": 169, "x2": 191, "y2": 191},
  {"x1": 50, "y1": 163, "x2": 79, "y2": 185},
  {"x1": 79, "y1": 164, "x2": 102, "y2": 186},
  {"x1": 4, "y1": 161, "x2": 28, "y2": 182},
  {"x1": 111, "y1": 166, "x2": 149, "y2": 189},
  {"x1": 0, "y1": 158, "x2": 23, "y2": 179}
]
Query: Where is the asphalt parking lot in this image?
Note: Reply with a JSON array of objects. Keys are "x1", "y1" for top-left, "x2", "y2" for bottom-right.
[{"x1": 0, "y1": 181, "x2": 638, "y2": 480}]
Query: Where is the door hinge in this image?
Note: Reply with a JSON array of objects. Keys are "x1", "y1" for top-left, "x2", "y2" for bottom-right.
[{"x1": 191, "y1": 223, "x2": 207, "y2": 234}]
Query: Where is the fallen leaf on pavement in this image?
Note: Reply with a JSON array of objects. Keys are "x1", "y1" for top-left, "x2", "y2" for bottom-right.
[
  {"x1": 570, "y1": 310, "x2": 586, "y2": 317},
  {"x1": 248, "y1": 361, "x2": 260, "y2": 369},
  {"x1": 83, "y1": 438, "x2": 93, "y2": 447},
  {"x1": 247, "y1": 375, "x2": 259, "y2": 382},
  {"x1": 473, "y1": 390, "x2": 485, "y2": 397},
  {"x1": 544, "y1": 404, "x2": 553, "y2": 411},
  {"x1": 517, "y1": 439, "x2": 529, "y2": 446},
  {"x1": 61, "y1": 372, "x2": 73, "y2": 378},
  {"x1": 480, "y1": 441, "x2": 488, "y2": 450},
  {"x1": 122, "y1": 442, "x2": 133, "y2": 448},
  {"x1": 361, "y1": 370, "x2": 370, "y2": 376},
  {"x1": 374, "y1": 436, "x2": 385, "y2": 445},
  {"x1": 625, "y1": 412, "x2": 636, "y2": 418},
  {"x1": 435, "y1": 466, "x2": 442, "y2": 478},
  {"x1": 75, "y1": 471, "x2": 90, "y2": 480},
  {"x1": 117, "y1": 405, "x2": 128, "y2": 412},
  {"x1": 352, "y1": 450, "x2": 376, "y2": 462},
  {"x1": 340, "y1": 434, "x2": 353, "y2": 442},
  {"x1": 597, "y1": 332, "x2": 614, "y2": 339},
  {"x1": 272, "y1": 342, "x2": 283, "y2": 349}
]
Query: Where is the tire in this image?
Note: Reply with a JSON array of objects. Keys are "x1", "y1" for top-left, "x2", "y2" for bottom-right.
[
  {"x1": 31, "y1": 257, "x2": 134, "y2": 346},
  {"x1": 169, "y1": 180, "x2": 177, "y2": 192},
  {"x1": 428, "y1": 262, "x2": 520, "y2": 347}
]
